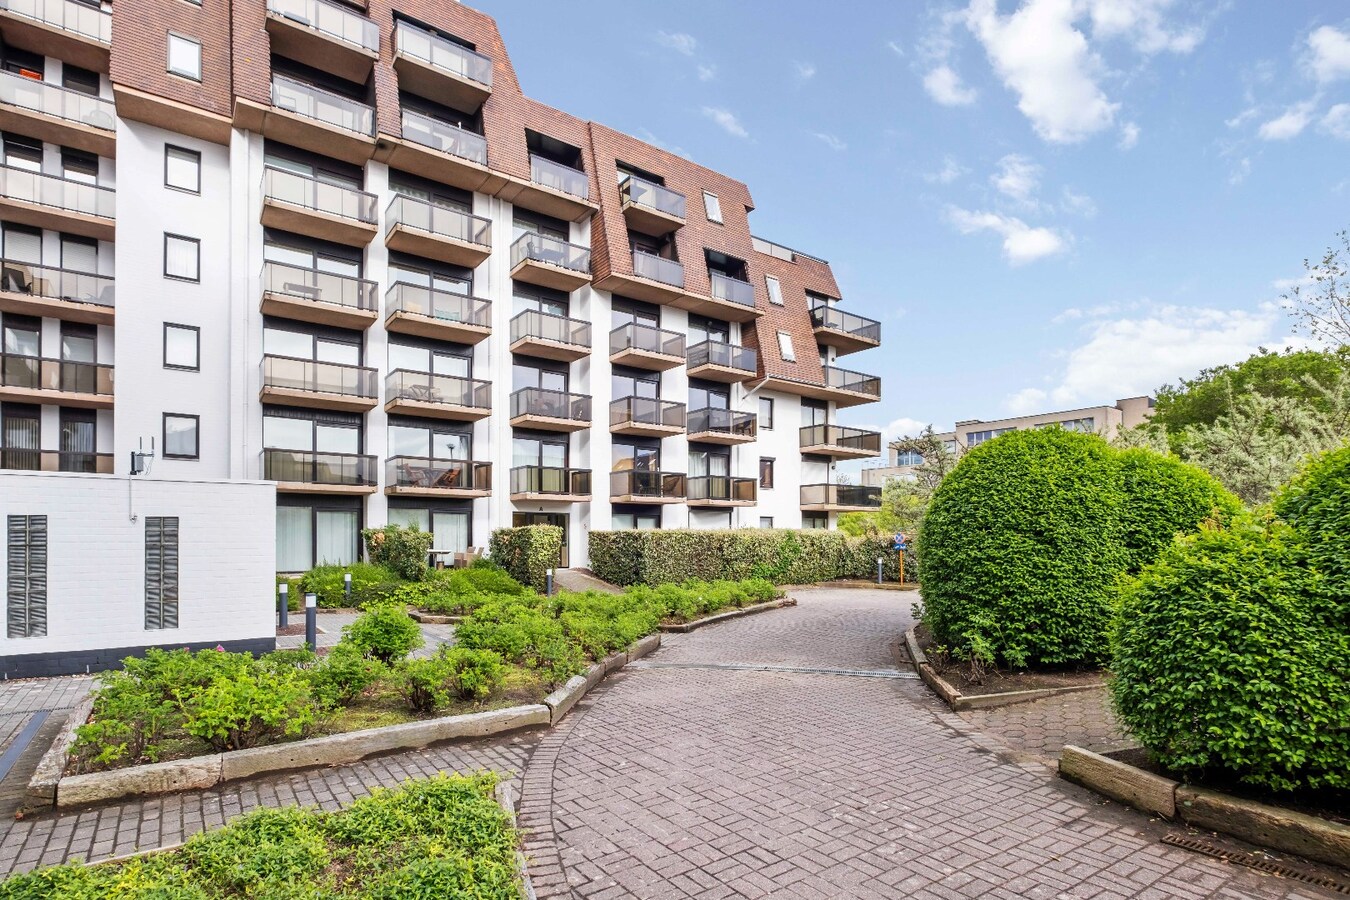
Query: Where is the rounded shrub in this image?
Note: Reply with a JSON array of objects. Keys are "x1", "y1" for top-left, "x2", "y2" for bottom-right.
[
  {"x1": 1116, "y1": 447, "x2": 1242, "y2": 573},
  {"x1": 341, "y1": 605, "x2": 424, "y2": 664},
  {"x1": 1111, "y1": 517, "x2": 1350, "y2": 792},
  {"x1": 1271, "y1": 443, "x2": 1350, "y2": 622}
]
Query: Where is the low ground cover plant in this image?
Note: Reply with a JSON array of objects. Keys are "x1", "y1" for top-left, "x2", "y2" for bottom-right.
[{"x1": 0, "y1": 773, "x2": 521, "y2": 899}]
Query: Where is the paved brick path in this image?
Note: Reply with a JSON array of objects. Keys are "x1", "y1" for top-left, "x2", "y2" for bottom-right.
[
  {"x1": 276, "y1": 611, "x2": 456, "y2": 657},
  {"x1": 959, "y1": 687, "x2": 1137, "y2": 763},
  {"x1": 0, "y1": 678, "x2": 95, "y2": 822}
]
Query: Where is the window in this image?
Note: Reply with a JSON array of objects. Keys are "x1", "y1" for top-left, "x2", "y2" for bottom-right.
[
  {"x1": 61, "y1": 150, "x2": 98, "y2": 184},
  {"x1": 61, "y1": 64, "x2": 99, "y2": 96},
  {"x1": 966, "y1": 427, "x2": 1015, "y2": 448},
  {"x1": 163, "y1": 413, "x2": 199, "y2": 459},
  {"x1": 803, "y1": 514, "x2": 828, "y2": 530},
  {"x1": 895, "y1": 450, "x2": 925, "y2": 467},
  {"x1": 759, "y1": 517, "x2": 774, "y2": 529},
  {"x1": 703, "y1": 191, "x2": 722, "y2": 223},
  {"x1": 144, "y1": 517, "x2": 179, "y2": 630},
  {"x1": 163, "y1": 323, "x2": 199, "y2": 370},
  {"x1": 59, "y1": 409, "x2": 96, "y2": 472},
  {"x1": 765, "y1": 274, "x2": 784, "y2": 306},
  {"x1": 759, "y1": 457, "x2": 775, "y2": 489},
  {"x1": 388, "y1": 507, "x2": 470, "y2": 556},
  {"x1": 612, "y1": 510, "x2": 661, "y2": 530},
  {"x1": 6, "y1": 514, "x2": 47, "y2": 638},
  {"x1": 164, "y1": 145, "x2": 201, "y2": 194},
  {"x1": 167, "y1": 33, "x2": 202, "y2": 80},
  {"x1": 776, "y1": 331, "x2": 795, "y2": 362},
  {"x1": 164, "y1": 234, "x2": 200, "y2": 282},
  {"x1": 759, "y1": 398, "x2": 774, "y2": 430}
]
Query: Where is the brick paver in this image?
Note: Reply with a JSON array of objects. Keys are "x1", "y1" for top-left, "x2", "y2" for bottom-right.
[
  {"x1": 276, "y1": 611, "x2": 456, "y2": 657},
  {"x1": 960, "y1": 687, "x2": 1137, "y2": 762}
]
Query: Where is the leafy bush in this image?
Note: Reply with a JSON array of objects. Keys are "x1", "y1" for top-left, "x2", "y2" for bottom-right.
[
  {"x1": 342, "y1": 605, "x2": 424, "y2": 664},
  {"x1": 179, "y1": 665, "x2": 317, "y2": 752},
  {"x1": 306, "y1": 642, "x2": 385, "y2": 709},
  {"x1": 488, "y1": 525, "x2": 562, "y2": 591},
  {"x1": 362, "y1": 524, "x2": 433, "y2": 581},
  {"x1": 299, "y1": 562, "x2": 401, "y2": 608},
  {"x1": 624, "y1": 578, "x2": 782, "y2": 623},
  {"x1": 1271, "y1": 443, "x2": 1350, "y2": 622},
  {"x1": 455, "y1": 597, "x2": 583, "y2": 686},
  {"x1": 396, "y1": 648, "x2": 506, "y2": 713},
  {"x1": 1111, "y1": 517, "x2": 1350, "y2": 792},
  {"x1": 1117, "y1": 447, "x2": 1242, "y2": 572},
  {"x1": 556, "y1": 591, "x2": 664, "y2": 659}
]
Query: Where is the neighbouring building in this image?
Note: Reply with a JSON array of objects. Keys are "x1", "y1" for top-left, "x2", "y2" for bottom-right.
[
  {"x1": 0, "y1": 0, "x2": 884, "y2": 658},
  {"x1": 862, "y1": 397, "x2": 1153, "y2": 486}
]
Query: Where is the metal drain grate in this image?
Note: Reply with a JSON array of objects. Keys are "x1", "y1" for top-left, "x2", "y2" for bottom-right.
[
  {"x1": 1161, "y1": 833, "x2": 1350, "y2": 895},
  {"x1": 627, "y1": 661, "x2": 919, "y2": 680}
]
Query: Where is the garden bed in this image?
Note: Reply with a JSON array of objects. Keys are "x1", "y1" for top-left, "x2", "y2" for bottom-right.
[{"x1": 659, "y1": 597, "x2": 797, "y2": 633}]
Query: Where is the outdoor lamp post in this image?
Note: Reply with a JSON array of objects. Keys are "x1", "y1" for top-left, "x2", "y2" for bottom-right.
[{"x1": 305, "y1": 592, "x2": 317, "y2": 652}]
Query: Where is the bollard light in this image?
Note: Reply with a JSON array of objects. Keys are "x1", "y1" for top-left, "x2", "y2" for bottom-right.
[
  {"x1": 546, "y1": 567, "x2": 555, "y2": 597},
  {"x1": 305, "y1": 592, "x2": 318, "y2": 653},
  {"x1": 278, "y1": 583, "x2": 289, "y2": 629},
  {"x1": 877, "y1": 556, "x2": 884, "y2": 585},
  {"x1": 343, "y1": 572, "x2": 352, "y2": 605}
]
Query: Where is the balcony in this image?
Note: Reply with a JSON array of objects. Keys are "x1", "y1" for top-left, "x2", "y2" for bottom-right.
[
  {"x1": 0, "y1": 448, "x2": 112, "y2": 473},
  {"x1": 235, "y1": 76, "x2": 375, "y2": 166},
  {"x1": 261, "y1": 167, "x2": 377, "y2": 247},
  {"x1": 0, "y1": 165, "x2": 113, "y2": 241},
  {"x1": 800, "y1": 483, "x2": 882, "y2": 512},
  {"x1": 811, "y1": 304, "x2": 881, "y2": 355},
  {"x1": 263, "y1": 448, "x2": 377, "y2": 494},
  {"x1": 687, "y1": 407, "x2": 757, "y2": 445},
  {"x1": 509, "y1": 232, "x2": 591, "y2": 292},
  {"x1": 259, "y1": 354, "x2": 378, "y2": 412},
  {"x1": 260, "y1": 260, "x2": 378, "y2": 330},
  {"x1": 497, "y1": 154, "x2": 595, "y2": 222},
  {"x1": 756, "y1": 365, "x2": 882, "y2": 409},
  {"x1": 393, "y1": 21, "x2": 492, "y2": 112},
  {"x1": 595, "y1": 249, "x2": 688, "y2": 307},
  {"x1": 0, "y1": 353, "x2": 113, "y2": 408},
  {"x1": 608, "y1": 322, "x2": 685, "y2": 371},
  {"x1": 384, "y1": 369, "x2": 491, "y2": 422},
  {"x1": 0, "y1": 260, "x2": 113, "y2": 325},
  {"x1": 687, "y1": 475, "x2": 756, "y2": 508},
  {"x1": 0, "y1": 0, "x2": 110, "y2": 72},
  {"x1": 610, "y1": 470, "x2": 686, "y2": 504},
  {"x1": 509, "y1": 465, "x2": 591, "y2": 503},
  {"x1": 620, "y1": 175, "x2": 685, "y2": 235},
  {"x1": 509, "y1": 309, "x2": 591, "y2": 362},
  {"x1": 508, "y1": 387, "x2": 591, "y2": 432},
  {"x1": 0, "y1": 71, "x2": 115, "y2": 157},
  {"x1": 375, "y1": 109, "x2": 499, "y2": 194},
  {"x1": 678, "y1": 271, "x2": 759, "y2": 323},
  {"x1": 800, "y1": 424, "x2": 883, "y2": 460},
  {"x1": 385, "y1": 195, "x2": 491, "y2": 268},
  {"x1": 384, "y1": 283, "x2": 490, "y2": 345},
  {"x1": 609, "y1": 396, "x2": 685, "y2": 438},
  {"x1": 386, "y1": 456, "x2": 491, "y2": 499},
  {"x1": 687, "y1": 340, "x2": 757, "y2": 384},
  {"x1": 265, "y1": 0, "x2": 378, "y2": 84}
]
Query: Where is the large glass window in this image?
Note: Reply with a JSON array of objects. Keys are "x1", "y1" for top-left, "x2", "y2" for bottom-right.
[
  {"x1": 263, "y1": 238, "x2": 360, "y2": 279},
  {"x1": 688, "y1": 382, "x2": 729, "y2": 411},
  {"x1": 612, "y1": 510, "x2": 660, "y2": 530},
  {"x1": 612, "y1": 368, "x2": 658, "y2": 400},
  {"x1": 512, "y1": 362, "x2": 567, "y2": 393},
  {"x1": 263, "y1": 326, "x2": 360, "y2": 365},
  {"x1": 512, "y1": 435, "x2": 567, "y2": 469},
  {"x1": 316, "y1": 510, "x2": 357, "y2": 565},
  {"x1": 276, "y1": 507, "x2": 313, "y2": 572},
  {"x1": 164, "y1": 234, "x2": 200, "y2": 282},
  {"x1": 388, "y1": 342, "x2": 470, "y2": 377},
  {"x1": 3, "y1": 226, "x2": 41, "y2": 266},
  {"x1": 164, "y1": 324, "x2": 199, "y2": 370},
  {"x1": 165, "y1": 145, "x2": 201, "y2": 193},
  {"x1": 163, "y1": 413, "x2": 199, "y2": 459},
  {"x1": 388, "y1": 422, "x2": 470, "y2": 460},
  {"x1": 688, "y1": 448, "x2": 729, "y2": 478},
  {"x1": 388, "y1": 257, "x2": 470, "y2": 295},
  {"x1": 387, "y1": 508, "x2": 470, "y2": 556},
  {"x1": 512, "y1": 284, "x2": 568, "y2": 318},
  {"x1": 689, "y1": 315, "x2": 730, "y2": 345},
  {"x1": 59, "y1": 408, "x2": 95, "y2": 472},
  {"x1": 611, "y1": 299, "x2": 658, "y2": 329},
  {"x1": 612, "y1": 442, "x2": 659, "y2": 472}
]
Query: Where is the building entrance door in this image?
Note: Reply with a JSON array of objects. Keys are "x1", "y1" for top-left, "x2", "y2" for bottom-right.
[{"x1": 511, "y1": 512, "x2": 569, "y2": 568}]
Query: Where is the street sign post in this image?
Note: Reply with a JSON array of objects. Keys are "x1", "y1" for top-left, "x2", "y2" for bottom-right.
[{"x1": 892, "y1": 533, "x2": 908, "y2": 585}]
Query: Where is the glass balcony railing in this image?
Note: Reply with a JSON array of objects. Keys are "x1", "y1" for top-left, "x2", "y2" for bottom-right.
[
  {"x1": 0, "y1": 165, "x2": 114, "y2": 218},
  {"x1": 271, "y1": 75, "x2": 374, "y2": 136},
  {"x1": 530, "y1": 154, "x2": 588, "y2": 200},
  {"x1": 510, "y1": 465, "x2": 590, "y2": 497},
  {"x1": 709, "y1": 271, "x2": 755, "y2": 309},
  {"x1": 385, "y1": 369, "x2": 491, "y2": 411},
  {"x1": 386, "y1": 282, "x2": 489, "y2": 328},
  {"x1": 387, "y1": 194, "x2": 490, "y2": 246},
  {"x1": 400, "y1": 109, "x2": 487, "y2": 166},
  {"x1": 688, "y1": 339, "x2": 757, "y2": 374},
  {"x1": 0, "y1": 447, "x2": 113, "y2": 473},
  {"x1": 824, "y1": 365, "x2": 881, "y2": 399},
  {"x1": 386, "y1": 456, "x2": 491, "y2": 492},
  {"x1": 262, "y1": 261, "x2": 378, "y2": 313},
  {"x1": 395, "y1": 21, "x2": 492, "y2": 88},
  {"x1": 260, "y1": 354, "x2": 378, "y2": 399},
  {"x1": 0, "y1": 70, "x2": 115, "y2": 131},
  {"x1": 263, "y1": 448, "x2": 376, "y2": 486},
  {"x1": 800, "y1": 425, "x2": 882, "y2": 454},
  {"x1": 810, "y1": 304, "x2": 881, "y2": 343},
  {"x1": 610, "y1": 396, "x2": 685, "y2": 430},
  {"x1": 0, "y1": 259, "x2": 112, "y2": 307},
  {"x1": 266, "y1": 0, "x2": 378, "y2": 52},
  {"x1": 621, "y1": 175, "x2": 686, "y2": 219},
  {"x1": 263, "y1": 166, "x2": 377, "y2": 224},
  {"x1": 0, "y1": 353, "x2": 112, "y2": 395},
  {"x1": 510, "y1": 387, "x2": 591, "y2": 423},
  {"x1": 688, "y1": 475, "x2": 756, "y2": 504},
  {"x1": 631, "y1": 250, "x2": 683, "y2": 287},
  {"x1": 510, "y1": 309, "x2": 591, "y2": 349},
  {"x1": 800, "y1": 484, "x2": 882, "y2": 509},
  {"x1": 687, "y1": 407, "x2": 756, "y2": 440},
  {"x1": 610, "y1": 470, "x2": 686, "y2": 500},
  {"x1": 510, "y1": 232, "x2": 589, "y2": 274},
  {"x1": 609, "y1": 322, "x2": 685, "y2": 359},
  {"x1": 0, "y1": 0, "x2": 111, "y2": 42}
]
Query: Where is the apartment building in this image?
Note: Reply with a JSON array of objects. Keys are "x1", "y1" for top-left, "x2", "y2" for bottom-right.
[
  {"x1": 862, "y1": 397, "x2": 1154, "y2": 486},
  {"x1": 0, "y1": 0, "x2": 883, "y2": 590}
]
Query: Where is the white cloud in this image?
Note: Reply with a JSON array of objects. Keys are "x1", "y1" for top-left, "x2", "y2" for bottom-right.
[
  {"x1": 1118, "y1": 121, "x2": 1140, "y2": 149},
  {"x1": 922, "y1": 65, "x2": 978, "y2": 106},
  {"x1": 697, "y1": 64, "x2": 716, "y2": 82},
  {"x1": 990, "y1": 153, "x2": 1041, "y2": 202},
  {"x1": 924, "y1": 155, "x2": 968, "y2": 184},
  {"x1": 1084, "y1": 0, "x2": 1205, "y2": 54},
  {"x1": 637, "y1": 129, "x2": 690, "y2": 160},
  {"x1": 1225, "y1": 107, "x2": 1259, "y2": 129},
  {"x1": 887, "y1": 40, "x2": 906, "y2": 58},
  {"x1": 1228, "y1": 157, "x2": 1251, "y2": 185},
  {"x1": 1257, "y1": 100, "x2": 1316, "y2": 140},
  {"x1": 812, "y1": 132, "x2": 847, "y2": 151},
  {"x1": 656, "y1": 31, "x2": 697, "y2": 56},
  {"x1": 701, "y1": 106, "x2": 749, "y2": 139},
  {"x1": 946, "y1": 206, "x2": 1069, "y2": 265},
  {"x1": 1005, "y1": 387, "x2": 1049, "y2": 415},
  {"x1": 1061, "y1": 187, "x2": 1097, "y2": 217},
  {"x1": 796, "y1": 61, "x2": 817, "y2": 80},
  {"x1": 1320, "y1": 103, "x2": 1350, "y2": 140},
  {"x1": 965, "y1": 0, "x2": 1120, "y2": 143},
  {"x1": 1306, "y1": 25, "x2": 1350, "y2": 84}
]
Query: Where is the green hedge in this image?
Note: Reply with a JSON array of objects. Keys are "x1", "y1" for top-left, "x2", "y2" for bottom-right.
[
  {"x1": 1271, "y1": 444, "x2": 1350, "y2": 622},
  {"x1": 587, "y1": 529, "x2": 903, "y2": 586},
  {"x1": 488, "y1": 525, "x2": 563, "y2": 592}
]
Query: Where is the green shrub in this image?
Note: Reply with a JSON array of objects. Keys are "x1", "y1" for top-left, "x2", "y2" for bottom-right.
[
  {"x1": 179, "y1": 665, "x2": 316, "y2": 752},
  {"x1": 455, "y1": 597, "x2": 583, "y2": 686},
  {"x1": 1111, "y1": 517, "x2": 1350, "y2": 792},
  {"x1": 362, "y1": 524, "x2": 433, "y2": 581},
  {"x1": 299, "y1": 562, "x2": 400, "y2": 608},
  {"x1": 306, "y1": 642, "x2": 385, "y2": 709},
  {"x1": 342, "y1": 605, "x2": 424, "y2": 664},
  {"x1": 454, "y1": 562, "x2": 531, "y2": 596},
  {"x1": 556, "y1": 591, "x2": 664, "y2": 659},
  {"x1": 1271, "y1": 443, "x2": 1350, "y2": 622},
  {"x1": 176, "y1": 805, "x2": 329, "y2": 893},
  {"x1": 1117, "y1": 447, "x2": 1242, "y2": 572},
  {"x1": 487, "y1": 525, "x2": 562, "y2": 591},
  {"x1": 396, "y1": 649, "x2": 506, "y2": 713}
]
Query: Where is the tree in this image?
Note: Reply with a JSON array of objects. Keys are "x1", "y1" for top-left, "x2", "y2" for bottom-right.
[
  {"x1": 1283, "y1": 229, "x2": 1350, "y2": 347},
  {"x1": 892, "y1": 426, "x2": 959, "y2": 490},
  {"x1": 839, "y1": 425, "x2": 957, "y2": 538}
]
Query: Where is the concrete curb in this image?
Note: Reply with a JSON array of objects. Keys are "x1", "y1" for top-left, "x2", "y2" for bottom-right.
[
  {"x1": 25, "y1": 694, "x2": 93, "y2": 810},
  {"x1": 495, "y1": 781, "x2": 538, "y2": 900},
  {"x1": 1060, "y1": 745, "x2": 1176, "y2": 818},
  {"x1": 659, "y1": 597, "x2": 797, "y2": 633},
  {"x1": 780, "y1": 580, "x2": 919, "y2": 592},
  {"x1": 409, "y1": 611, "x2": 464, "y2": 625},
  {"x1": 902, "y1": 626, "x2": 1105, "y2": 712}
]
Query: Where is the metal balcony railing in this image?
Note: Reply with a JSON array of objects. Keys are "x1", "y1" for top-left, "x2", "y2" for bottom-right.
[
  {"x1": 385, "y1": 369, "x2": 491, "y2": 410},
  {"x1": 400, "y1": 109, "x2": 487, "y2": 166},
  {"x1": 395, "y1": 21, "x2": 492, "y2": 87},
  {"x1": 0, "y1": 447, "x2": 112, "y2": 473},
  {"x1": 800, "y1": 483, "x2": 882, "y2": 508},
  {"x1": 0, "y1": 259, "x2": 112, "y2": 307},
  {"x1": 262, "y1": 261, "x2": 378, "y2": 312},
  {"x1": 621, "y1": 175, "x2": 686, "y2": 219},
  {"x1": 688, "y1": 339, "x2": 756, "y2": 374},
  {"x1": 709, "y1": 271, "x2": 755, "y2": 309},
  {"x1": 610, "y1": 470, "x2": 686, "y2": 500},
  {"x1": 387, "y1": 194, "x2": 490, "y2": 246},
  {"x1": 263, "y1": 166, "x2": 377, "y2": 224},
  {"x1": 631, "y1": 250, "x2": 683, "y2": 287},
  {"x1": 510, "y1": 232, "x2": 589, "y2": 274},
  {"x1": 0, "y1": 165, "x2": 114, "y2": 218},
  {"x1": 260, "y1": 354, "x2": 378, "y2": 399},
  {"x1": 687, "y1": 407, "x2": 756, "y2": 440},
  {"x1": 530, "y1": 154, "x2": 588, "y2": 199},
  {"x1": 266, "y1": 0, "x2": 378, "y2": 52},
  {"x1": 823, "y1": 365, "x2": 881, "y2": 398},
  {"x1": 510, "y1": 387, "x2": 591, "y2": 423},
  {"x1": 0, "y1": 0, "x2": 110, "y2": 42},
  {"x1": 386, "y1": 282, "x2": 490, "y2": 327},
  {"x1": 263, "y1": 448, "x2": 376, "y2": 486},
  {"x1": 510, "y1": 465, "x2": 590, "y2": 496},
  {"x1": 0, "y1": 353, "x2": 112, "y2": 395},
  {"x1": 687, "y1": 475, "x2": 756, "y2": 504},
  {"x1": 610, "y1": 396, "x2": 685, "y2": 430},
  {"x1": 609, "y1": 322, "x2": 685, "y2": 359},
  {"x1": 0, "y1": 70, "x2": 115, "y2": 131},
  {"x1": 810, "y1": 304, "x2": 881, "y2": 342},
  {"x1": 271, "y1": 75, "x2": 374, "y2": 135},
  {"x1": 799, "y1": 425, "x2": 882, "y2": 454},
  {"x1": 386, "y1": 456, "x2": 491, "y2": 492},
  {"x1": 510, "y1": 309, "x2": 591, "y2": 349}
]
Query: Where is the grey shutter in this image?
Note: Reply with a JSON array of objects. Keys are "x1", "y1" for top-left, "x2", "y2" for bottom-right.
[
  {"x1": 145, "y1": 517, "x2": 179, "y2": 630},
  {"x1": 7, "y1": 515, "x2": 47, "y2": 638}
]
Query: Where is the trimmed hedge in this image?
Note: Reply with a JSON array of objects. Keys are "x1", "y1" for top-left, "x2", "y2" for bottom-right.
[
  {"x1": 488, "y1": 525, "x2": 562, "y2": 592},
  {"x1": 1271, "y1": 444, "x2": 1350, "y2": 623},
  {"x1": 1117, "y1": 447, "x2": 1243, "y2": 572},
  {"x1": 587, "y1": 529, "x2": 901, "y2": 586}
]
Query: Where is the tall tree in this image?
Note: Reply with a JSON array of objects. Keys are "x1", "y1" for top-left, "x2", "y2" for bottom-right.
[{"x1": 1284, "y1": 230, "x2": 1350, "y2": 347}]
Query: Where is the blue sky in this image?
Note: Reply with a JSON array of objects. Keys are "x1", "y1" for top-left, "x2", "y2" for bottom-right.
[{"x1": 477, "y1": 1, "x2": 1350, "y2": 445}]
